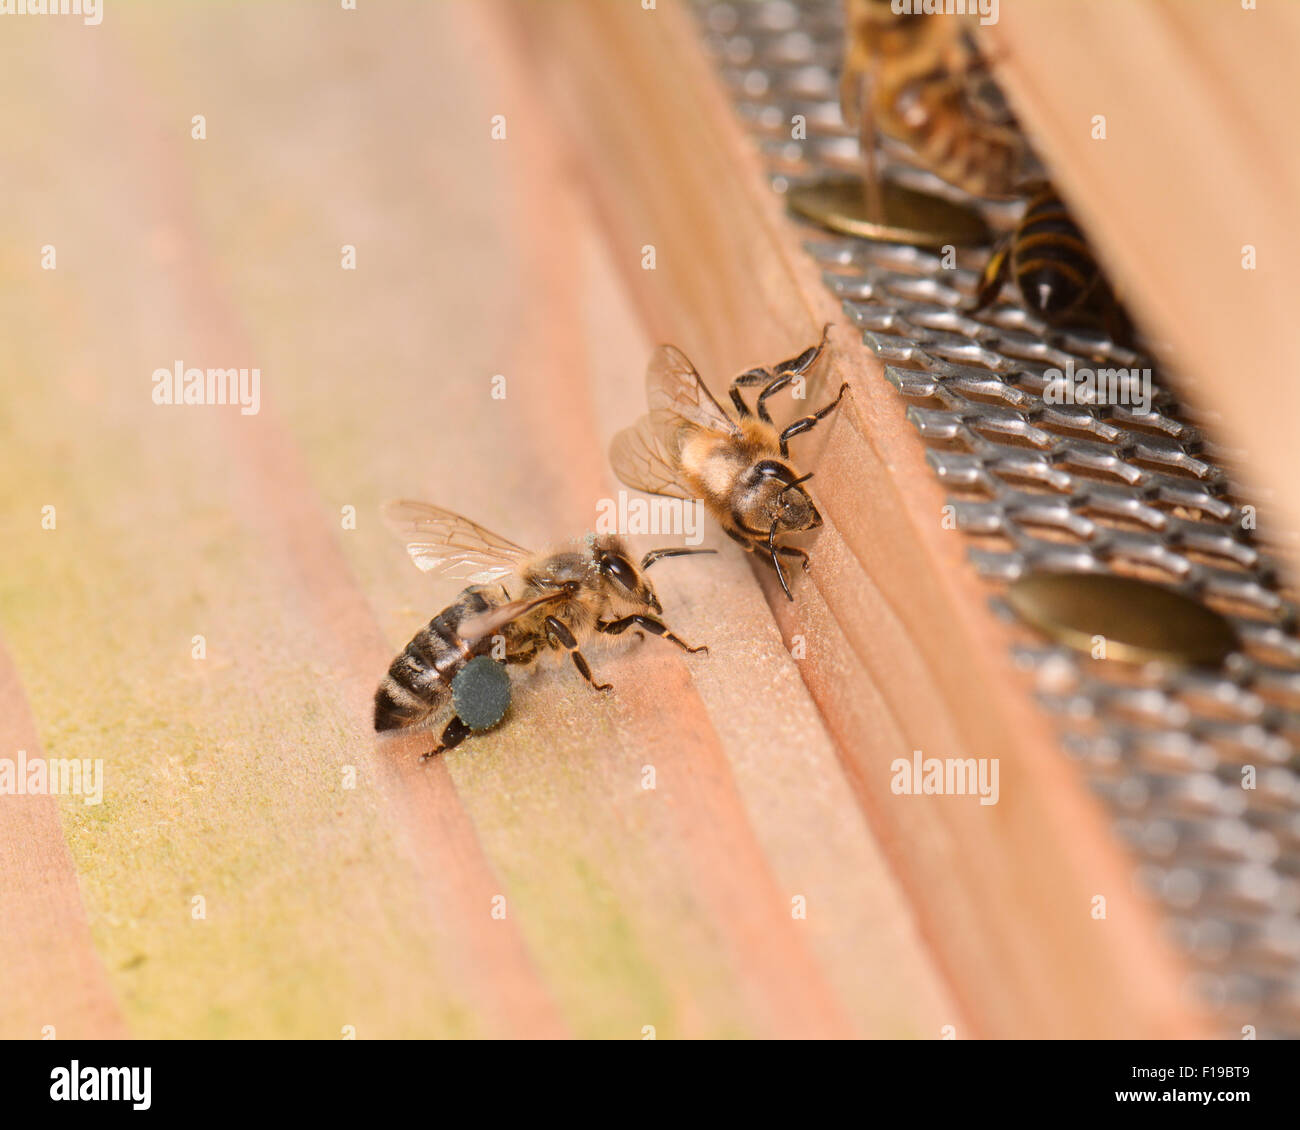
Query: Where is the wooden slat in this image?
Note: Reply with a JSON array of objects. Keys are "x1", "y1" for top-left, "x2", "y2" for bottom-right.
[
  {"x1": 0, "y1": 645, "x2": 127, "y2": 1040},
  {"x1": 985, "y1": 0, "x2": 1300, "y2": 555}
]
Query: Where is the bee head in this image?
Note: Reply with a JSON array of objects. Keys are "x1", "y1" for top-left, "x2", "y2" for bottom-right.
[
  {"x1": 593, "y1": 538, "x2": 661, "y2": 614},
  {"x1": 753, "y1": 461, "x2": 821, "y2": 534}
]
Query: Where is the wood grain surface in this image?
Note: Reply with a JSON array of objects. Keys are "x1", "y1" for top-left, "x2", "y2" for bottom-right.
[{"x1": 0, "y1": 0, "x2": 1207, "y2": 1038}]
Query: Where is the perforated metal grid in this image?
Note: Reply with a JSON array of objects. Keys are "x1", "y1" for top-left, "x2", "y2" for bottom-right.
[{"x1": 695, "y1": 0, "x2": 1300, "y2": 1038}]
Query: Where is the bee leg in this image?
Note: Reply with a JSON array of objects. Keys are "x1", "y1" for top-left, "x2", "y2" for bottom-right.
[
  {"x1": 755, "y1": 360, "x2": 826, "y2": 424},
  {"x1": 768, "y1": 546, "x2": 795, "y2": 601},
  {"x1": 725, "y1": 527, "x2": 799, "y2": 599},
  {"x1": 774, "y1": 545, "x2": 811, "y2": 572},
  {"x1": 544, "y1": 615, "x2": 612, "y2": 692},
  {"x1": 728, "y1": 325, "x2": 831, "y2": 421},
  {"x1": 778, "y1": 383, "x2": 849, "y2": 456},
  {"x1": 598, "y1": 616, "x2": 708, "y2": 654},
  {"x1": 748, "y1": 328, "x2": 833, "y2": 425},
  {"x1": 774, "y1": 323, "x2": 831, "y2": 378},
  {"x1": 421, "y1": 715, "x2": 471, "y2": 761},
  {"x1": 729, "y1": 366, "x2": 774, "y2": 417},
  {"x1": 756, "y1": 531, "x2": 795, "y2": 601}
]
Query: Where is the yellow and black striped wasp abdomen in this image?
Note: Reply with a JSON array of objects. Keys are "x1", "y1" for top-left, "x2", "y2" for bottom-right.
[
  {"x1": 1009, "y1": 190, "x2": 1100, "y2": 319},
  {"x1": 971, "y1": 185, "x2": 1133, "y2": 344}
]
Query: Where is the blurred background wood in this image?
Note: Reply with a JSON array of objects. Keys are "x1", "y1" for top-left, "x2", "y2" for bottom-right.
[
  {"x1": 986, "y1": 0, "x2": 1300, "y2": 556},
  {"x1": 0, "y1": 0, "x2": 1213, "y2": 1038}
]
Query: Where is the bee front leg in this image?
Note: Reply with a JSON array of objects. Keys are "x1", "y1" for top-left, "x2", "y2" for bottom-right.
[
  {"x1": 778, "y1": 383, "x2": 849, "y2": 456},
  {"x1": 728, "y1": 325, "x2": 832, "y2": 422},
  {"x1": 544, "y1": 615, "x2": 612, "y2": 692},
  {"x1": 773, "y1": 545, "x2": 811, "y2": 572},
  {"x1": 421, "y1": 715, "x2": 472, "y2": 761},
  {"x1": 598, "y1": 616, "x2": 708, "y2": 654},
  {"x1": 766, "y1": 547, "x2": 795, "y2": 601},
  {"x1": 755, "y1": 326, "x2": 832, "y2": 423}
]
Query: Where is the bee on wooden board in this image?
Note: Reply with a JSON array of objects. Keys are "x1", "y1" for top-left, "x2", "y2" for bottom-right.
[
  {"x1": 839, "y1": 0, "x2": 1031, "y2": 199},
  {"x1": 610, "y1": 329, "x2": 848, "y2": 602},
  {"x1": 375, "y1": 502, "x2": 713, "y2": 759},
  {"x1": 971, "y1": 183, "x2": 1133, "y2": 345}
]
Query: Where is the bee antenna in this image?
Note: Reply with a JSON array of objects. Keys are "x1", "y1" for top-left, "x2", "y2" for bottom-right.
[
  {"x1": 767, "y1": 519, "x2": 794, "y2": 601},
  {"x1": 779, "y1": 472, "x2": 815, "y2": 501},
  {"x1": 640, "y1": 547, "x2": 718, "y2": 571}
]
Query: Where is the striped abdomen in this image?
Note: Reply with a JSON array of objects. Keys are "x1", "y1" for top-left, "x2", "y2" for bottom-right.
[
  {"x1": 1011, "y1": 190, "x2": 1100, "y2": 320},
  {"x1": 374, "y1": 587, "x2": 495, "y2": 732}
]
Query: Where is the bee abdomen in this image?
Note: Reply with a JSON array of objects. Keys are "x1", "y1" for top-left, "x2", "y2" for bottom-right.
[
  {"x1": 374, "y1": 675, "x2": 438, "y2": 732},
  {"x1": 373, "y1": 621, "x2": 464, "y2": 732}
]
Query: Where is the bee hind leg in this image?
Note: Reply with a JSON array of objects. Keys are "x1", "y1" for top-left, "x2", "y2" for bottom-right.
[
  {"x1": 598, "y1": 616, "x2": 708, "y2": 654},
  {"x1": 421, "y1": 715, "x2": 472, "y2": 762},
  {"x1": 544, "y1": 615, "x2": 612, "y2": 692}
]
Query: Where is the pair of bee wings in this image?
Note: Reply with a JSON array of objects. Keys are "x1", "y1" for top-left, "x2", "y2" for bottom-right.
[
  {"x1": 381, "y1": 501, "x2": 532, "y2": 585},
  {"x1": 609, "y1": 345, "x2": 739, "y2": 500},
  {"x1": 382, "y1": 500, "x2": 567, "y2": 636}
]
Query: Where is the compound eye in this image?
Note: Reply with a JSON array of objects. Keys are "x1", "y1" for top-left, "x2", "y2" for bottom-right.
[
  {"x1": 754, "y1": 459, "x2": 793, "y2": 484},
  {"x1": 603, "y1": 553, "x2": 638, "y2": 592}
]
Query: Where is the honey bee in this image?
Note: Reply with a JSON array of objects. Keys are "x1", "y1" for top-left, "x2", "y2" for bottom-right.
[
  {"x1": 839, "y1": 0, "x2": 1031, "y2": 199},
  {"x1": 375, "y1": 502, "x2": 712, "y2": 758},
  {"x1": 610, "y1": 331, "x2": 847, "y2": 601},
  {"x1": 971, "y1": 183, "x2": 1133, "y2": 343}
]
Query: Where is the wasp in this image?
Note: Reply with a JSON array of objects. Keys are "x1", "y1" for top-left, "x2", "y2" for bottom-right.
[{"x1": 971, "y1": 183, "x2": 1133, "y2": 344}]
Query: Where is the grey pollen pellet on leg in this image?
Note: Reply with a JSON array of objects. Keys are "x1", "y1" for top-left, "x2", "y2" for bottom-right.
[{"x1": 451, "y1": 656, "x2": 513, "y2": 733}]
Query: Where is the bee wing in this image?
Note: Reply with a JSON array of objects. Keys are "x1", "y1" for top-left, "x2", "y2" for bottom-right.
[
  {"x1": 457, "y1": 590, "x2": 565, "y2": 645},
  {"x1": 381, "y1": 501, "x2": 530, "y2": 584},
  {"x1": 644, "y1": 344, "x2": 739, "y2": 446},
  {"x1": 609, "y1": 416, "x2": 695, "y2": 500}
]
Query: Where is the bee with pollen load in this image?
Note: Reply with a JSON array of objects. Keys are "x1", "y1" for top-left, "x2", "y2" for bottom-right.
[{"x1": 374, "y1": 501, "x2": 713, "y2": 759}]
